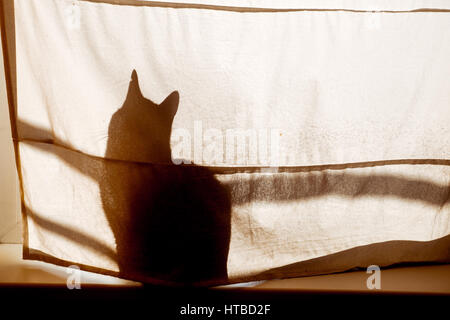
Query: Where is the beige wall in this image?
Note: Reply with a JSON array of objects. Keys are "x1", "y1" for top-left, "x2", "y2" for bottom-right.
[{"x1": 0, "y1": 31, "x2": 21, "y2": 244}]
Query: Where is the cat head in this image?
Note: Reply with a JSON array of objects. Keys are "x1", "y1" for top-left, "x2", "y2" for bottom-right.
[{"x1": 106, "y1": 70, "x2": 179, "y2": 164}]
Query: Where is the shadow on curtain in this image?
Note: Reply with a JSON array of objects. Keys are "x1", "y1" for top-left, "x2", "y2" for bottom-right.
[
  {"x1": 14, "y1": 71, "x2": 449, "y2": 285},
  {"x1": 101, "y1": 70, "x2": 232, "y2": 283},
  {"x1": 19, "y1": 70, "x2": 233, "y2": 285}
]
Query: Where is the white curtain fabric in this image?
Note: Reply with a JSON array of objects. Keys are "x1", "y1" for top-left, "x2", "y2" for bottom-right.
[{"x1": 11, "y1": 0, "x2": 450, "y2": 284}]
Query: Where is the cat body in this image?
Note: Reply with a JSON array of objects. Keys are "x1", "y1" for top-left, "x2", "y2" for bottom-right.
[{"x1": 100, "y1": 70, "x2": 231, "y2": 284}]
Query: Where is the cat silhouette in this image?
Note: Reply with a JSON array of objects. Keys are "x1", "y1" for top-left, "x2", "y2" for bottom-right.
[
  {"x1": 100, "y1": 70, "x2": 231, "y2": 285},
  {"x1": 105, "y1": 70, "x2": 178, "y2": 164}
]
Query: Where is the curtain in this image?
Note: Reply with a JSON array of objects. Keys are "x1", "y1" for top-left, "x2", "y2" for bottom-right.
[{"x1": 4, "y1": 0, "x2": 450, "y2": 285}]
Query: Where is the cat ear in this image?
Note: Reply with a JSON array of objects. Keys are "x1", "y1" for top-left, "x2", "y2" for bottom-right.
[
  {"x1": 125, "y1": 69, "x2": 144, "y2": 101},
  {"x1": 131, "y1": 69, "x2": 138, "y2": 82},
  {"x1": 160, "y1": 91, "x2": 179, "y2": 120}
]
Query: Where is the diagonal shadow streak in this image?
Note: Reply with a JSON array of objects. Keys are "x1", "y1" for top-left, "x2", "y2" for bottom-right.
[
  {"x1": 227, "y1": 171, "x2": 450, "y2": 207},
  {"x1": 25, "y1": 207, "x2": 117, "y2": 261}
]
